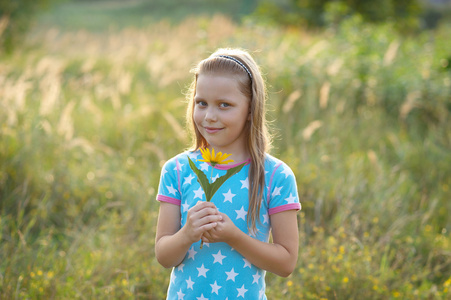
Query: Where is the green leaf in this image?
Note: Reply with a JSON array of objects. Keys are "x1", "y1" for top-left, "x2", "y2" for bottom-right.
[
  {"x1": 187, "y1": 157, "x2": 246, "y2": 202},
  {"x1": 188, "y1": 157, "x2": 212, "y2": 201}
]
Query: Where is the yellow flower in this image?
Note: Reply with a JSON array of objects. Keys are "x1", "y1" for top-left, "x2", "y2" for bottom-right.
[{"x1": 198, "y1": 148, "x2": 234, "y2": 166}]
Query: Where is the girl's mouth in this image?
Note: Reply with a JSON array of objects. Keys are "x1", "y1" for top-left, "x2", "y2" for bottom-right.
[{"x1": 204, "y1": 127, "x2": 223, "y2": 134}]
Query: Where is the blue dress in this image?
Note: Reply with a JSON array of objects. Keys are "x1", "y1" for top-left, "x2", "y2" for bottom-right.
[{"x1": 157, "y1": 150, "x2": 301, "y2": 299}]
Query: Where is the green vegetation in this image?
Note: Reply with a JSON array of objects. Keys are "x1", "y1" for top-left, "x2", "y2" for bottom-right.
[{"x1": 1, "y1": 1, "x2": 451, "y2": 299}]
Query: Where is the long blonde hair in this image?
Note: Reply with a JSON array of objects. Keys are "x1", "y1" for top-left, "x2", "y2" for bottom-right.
[{"x1": 186, "y1": 48, "x2": 271, "y2": 232}]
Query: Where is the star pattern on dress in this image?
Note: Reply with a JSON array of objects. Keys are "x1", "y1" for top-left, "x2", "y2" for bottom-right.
[
  {"x1": 225, "y1": 268, "x2": 238, "y2": 282},
  {"x1": 171, "y1": 273, "x2": 177, "y2": 283},
  {"x1": 235, "y1": 206, "x2": 247, "y2": 221},
  {"x1": 200, "y1": 162, "x2": 210, "y2": 171},
  {"x1": 252, "y1": 271, "x2": 261, "y2": 284},
  {"x1": 197, "y1": 294, "x2": 208, "y2": 300},
  {"x1": 212, "y1": 250, "x2": 226, "y2": 264},
  {"x1": 243, "y1": 258, "x2": 251, "y2": 268},
  {"x1": 160, "y1": 153, "x2": 301, "y2": 300},
  {"x1": 188, "y1": 152, "x2": 199, "y2": 160},
  {"x1": 262, "y1": 212, "x2": 269, "y2": 224},
  {"x1": 210, "y1": 281, "x2": 222, "y2": 295},
  {"x1": 188, "y1": 247, "x2": 197, "y2": 260},
  {"x1": 193, "y1": 187, "x2": 204, "y2": 199},
  {"x1": 182, "y1": 202, "x2": 190, "y2": 212},
  {"x1": 197, "y1": 264, "x2": 209, "y2": 278},
  {"x1": 280, "y1": 165, "x2": 292, "y2": 178},
  {"x1": 167, "y1": 184, "x2": 178, "y2": 195},
  {"x1": 272, "y1": 186, "x2": 282, "y2": 197},
  {"x1": 212, "y1": 173, "x2": 220, "y2": 182},
  {"x1": 285, "y1": 193, "x2": 297, "y2": 204},
  {"x1": 186, "y1": 276, "x2": 195, "y2": 290},
  {"x1": 177, "y1": 263, "x2": 185, "y2": 272},
  {"x1": 237, "y1": 284, "x2": 248, "y2": 298},
  {"x1": 184, "y1": 174, "x2": 195, "y2": 185},
  {"x1": 174, "y1": 163, "x2": 184, "y2": 171},
  {"x1": 177, "y1": 288, "x2": 185, "y2": 300},
  {"x1": 240, "y1": 177, "x2": 249, "y2": 189},
  {"x1": 223, "y1": 189, "x2": 235, "y2": 203}
]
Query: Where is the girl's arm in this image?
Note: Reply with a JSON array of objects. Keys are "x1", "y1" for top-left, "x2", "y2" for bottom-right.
[
  {"x1": 202, "y1": 209, "x2": 299, "y2": 277},
  {"x1": 155, "y1": 201, "x2": 222, "y2": 268}
]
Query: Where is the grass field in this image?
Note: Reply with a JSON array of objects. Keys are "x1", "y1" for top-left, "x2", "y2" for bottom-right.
[{"x1": 1, "y1": 1, "x2": 451, "y2": 299}]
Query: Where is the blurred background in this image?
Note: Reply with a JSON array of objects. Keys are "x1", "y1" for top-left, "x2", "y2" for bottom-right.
[{"x1": 1, "y1": 0, "x2": 450, "y2": 299}]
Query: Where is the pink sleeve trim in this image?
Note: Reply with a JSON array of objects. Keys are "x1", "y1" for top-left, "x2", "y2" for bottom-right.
[
  {"x1": 157, "y1": 195, "x2": 181, "y2": 206},
  {"x1": 269, "y1": 203, "x2": 301, "y2": 215}
]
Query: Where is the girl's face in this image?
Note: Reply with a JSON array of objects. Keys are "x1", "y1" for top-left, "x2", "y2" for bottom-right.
[{"x1": 193, "y1": 73, "x2": 250, "y2": 159}]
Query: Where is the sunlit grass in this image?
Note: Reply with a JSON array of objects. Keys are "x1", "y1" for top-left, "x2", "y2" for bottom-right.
[{"x1": 1, "y1": 12, "x2": 450, "y2": 299}]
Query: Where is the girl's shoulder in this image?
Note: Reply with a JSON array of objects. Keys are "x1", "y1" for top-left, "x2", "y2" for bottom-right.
[{"x1": 264, "y1": 153, "x2": 296, "y2": 177}]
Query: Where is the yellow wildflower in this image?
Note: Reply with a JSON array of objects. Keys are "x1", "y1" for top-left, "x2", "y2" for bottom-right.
[
  {"x1": 343, "y1": 277, "x2": 349, "y2": 283},
  {"x1": 198, "y1": 148, "x2": 233, "y2": 166}
]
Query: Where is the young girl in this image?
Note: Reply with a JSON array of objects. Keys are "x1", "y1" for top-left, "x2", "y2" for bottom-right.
[{"x1": 155, "y1": 48, "x2": 301, "y2": 299}]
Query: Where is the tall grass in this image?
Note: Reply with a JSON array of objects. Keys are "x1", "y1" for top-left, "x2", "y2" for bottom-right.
[{"x1": 1, "y1": 13, "x2": 450, "y2": 299}]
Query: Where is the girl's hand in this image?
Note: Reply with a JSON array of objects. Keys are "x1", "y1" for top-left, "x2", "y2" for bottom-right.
[
  {"x1": 201, "y1": 213, "x2": 237, "y2": 244},
  {"x1": 182, "y1": 201, "x2": 222, "y2": 244}
]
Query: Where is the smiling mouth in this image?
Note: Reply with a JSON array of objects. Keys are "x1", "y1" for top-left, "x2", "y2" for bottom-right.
[{"x1": 204, "y1": 127, "x2": 223, "y2": 134}]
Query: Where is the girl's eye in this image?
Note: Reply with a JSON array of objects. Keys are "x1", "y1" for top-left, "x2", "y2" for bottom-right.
[
  {"x1": 219, "y1": 102, "x2": 230, "y2": 108},
  {"x1": 196, "y1": 101, "x2": 207, "y2": 107}
]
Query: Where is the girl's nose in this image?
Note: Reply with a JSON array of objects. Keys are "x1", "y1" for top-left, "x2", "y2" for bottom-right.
[{"x1": 205, "y1": 108, "x2": 217, "y2": 122}]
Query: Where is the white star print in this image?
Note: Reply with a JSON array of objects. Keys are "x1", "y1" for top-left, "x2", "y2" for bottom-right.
[
  {"x1": 186, "y1": 276, "x2": 194, "y2": 289},
  {"x1": 163, "y1": 168, "x2": 168, "y2": 175},
  {"x1": 171, "y1": 273, "x2": 177, "y2": 283},
  {"x1": 177, "y1": 288, "x2": 185, "y2": 300},
  {"x1": 262, "y1": 212, "x2": 269, "y2": 224},
  {"x1": 184, "y1": 174, "x2": 195, "y2": 185},
  {"x1": 235, "y1": 206, "x2": 247, "y2": 221},
  {"x1": 259, "y1": 289, "x2": 265, "y2": 299},
  {"x1": 167, "y1": 184, "x2": 178, "y2": 195},
  {"x1": 193, "y1": 187, "x2": 204, "y2": 199},
  {"x1": 197, "y1": 264, "x2": 209, "y2": 277},
  {"x1": 240, "y1": 177, "x2": 249, "y2": 189},
  {"x1": 243, "y1": 258, "x2": 251, "y2": 268},
  {"x1": 210, "y1": 281, "x2": 222, "y2": 294},
  {"x1": 197, "y1": 294, "x2": 208, "y2": 300},
  {"x1": 272, "y1": 186, "x2": 282, "y2": 197},
  {"x1": 223, "y1": 189, "x2": 235, "y2": 203},
  {"x1": 225, "y1": 268, "x2": 238, "y2": 281},
  {"x1": 174, "y1": 163, "x2": 184, "y2": 171},
  {"x1": 252, "y1": 271, "x2": 261, "y2": 284},
  {"x1": 212, "y1": 250, "x2": 226, "y2": 264},
  {"x1": 188, "y1": 247, "x2": 197, "y2": 260},
  {"x1": 237, "y1": 284, "x2": 248, "y2": 298},
  {"x1": 188, "y1": 152, "x2": 199, "y2": 160},
  {"x1": 177, "y1": 263, "x2": 185, "y2": 272},
  {"x1": 182, "y1": 202, "x2": 189, "y2": 212},
  {"x1": 212, "y1": 173, "x2": 220, "y2": 182},
  {"x1": 200, "y1": 162, "x2": 209, "y2": 171},
  {"x1": 285, "y1": 193, "x2": 296, "y2": 203},
  {"x1": 280, "y1": 165, "x2": 291, "y2": 178}
]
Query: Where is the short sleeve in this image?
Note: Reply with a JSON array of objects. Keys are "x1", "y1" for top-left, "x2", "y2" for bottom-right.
[
  {"x1": 156, "y1": 158, "x2": 182, "y2": 206},
  {"x1": 267, "y1": 162, "x2": 301, "y2": 215}
]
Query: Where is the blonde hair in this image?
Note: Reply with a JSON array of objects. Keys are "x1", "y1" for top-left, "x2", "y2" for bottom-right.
[{"x1": 186, "y1": 48, "x2": 271, "y2": 232}]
